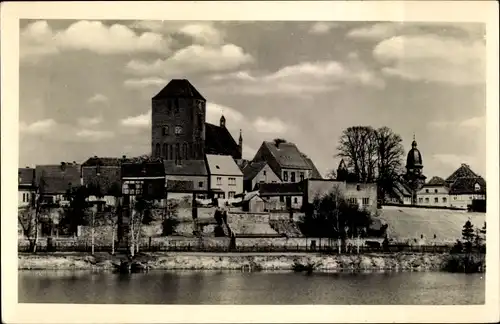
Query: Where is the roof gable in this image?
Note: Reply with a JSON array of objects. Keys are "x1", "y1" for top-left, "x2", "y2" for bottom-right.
[
  {"x1": 449, "y1": 177, "x2": 486, "y2": 195},
  {"x1": 206, "y1": 154, "x2": 243, "y2": 176},
  {"x1": 262, "y1": 141, "x2": 311, "y2": 170},
  {"x1": 425, "y1": 176, "x2": 446, "y2": 186},
  {"x1": 35, "y1": 164, "x2": 82, "y2": 194},
  {"x1": 18, "y1": 168, "x2": 35, "y2": 185},
  {"x1": 164, "y1": 160, "x2": 208, "y2": 176},
  {"x1": 152, "y1": 79, "x2": 205, "y2": 100},
  {"x1": 303, "y1": 156, "x2": 322, "y2": 179},
  {"x1": 446, "y1": 164, "x2": 479, "y2": 183},
  {"x1": 242, "y1": 161, "x2": 268, "y2": 181}
]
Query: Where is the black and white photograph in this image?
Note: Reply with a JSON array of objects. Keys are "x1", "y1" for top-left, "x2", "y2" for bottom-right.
[{"x1": 2, "y1": 1, "x2": 499, "y2": 323}]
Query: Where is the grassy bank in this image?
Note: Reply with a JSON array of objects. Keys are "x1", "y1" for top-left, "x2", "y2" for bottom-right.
[{"x1": 18, "y1": 252, "x2": 485, "y2": 272}]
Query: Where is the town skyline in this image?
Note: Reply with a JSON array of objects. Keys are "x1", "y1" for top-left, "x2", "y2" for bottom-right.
[{"x1": 19, "y1": 20, "x2": 486, "y2": 179}]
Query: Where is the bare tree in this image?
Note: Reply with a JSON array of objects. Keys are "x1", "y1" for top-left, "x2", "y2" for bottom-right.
[
  {"x1": 376, "y1": 127, "x2": 405, "y2": 201},
  {"x1": 18, "y1": 175, "x2": 47, "y2": 252}
]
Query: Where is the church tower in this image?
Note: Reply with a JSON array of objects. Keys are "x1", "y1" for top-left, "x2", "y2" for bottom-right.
[
  {"x1": 404, "y1": 135, "x2": 427, "y2": 204},
  {"x1": 151, "y1": 79, "x2": 206, "y2": 161},
  {"x1": 238, "y1": 129, "x2": 243, "y2": 158}
]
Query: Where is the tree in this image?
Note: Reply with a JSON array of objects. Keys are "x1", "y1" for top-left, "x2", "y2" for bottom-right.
[
  {"x1": 325, "y1": 169, "x2": 336, "y2": 180},
  {"x1": 337, "y1": 126, "x2": 378, "y2": 183},
  {"x1": 162, "y1": 200, "x2": 180, "y2": 236},
  {"x1": 107, "y1": 182, "x2": 122, "y2": 255},
  {"x1": 129, "y1": 197, "x2": 154, "y2": 257},
  {"x1": 375, "y1": 127, "x2": 405, "y2": 201},
  {"x1": 60, "y1": 185, "x2": 90, "y2": 236}
]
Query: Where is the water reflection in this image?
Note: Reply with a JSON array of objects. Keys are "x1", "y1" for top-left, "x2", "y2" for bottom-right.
[{"x1": 18, "y1": 270, "x2": 485, "y2": 305}]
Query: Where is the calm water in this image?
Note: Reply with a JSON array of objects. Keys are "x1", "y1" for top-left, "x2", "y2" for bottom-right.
[{"x1": 19, "y1": 270, "x2": 484, "y2": 305}]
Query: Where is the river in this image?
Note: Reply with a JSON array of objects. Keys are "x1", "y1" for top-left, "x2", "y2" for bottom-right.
[{"x1": 18, "y1": 270, "x2": 484, "y2": 304}]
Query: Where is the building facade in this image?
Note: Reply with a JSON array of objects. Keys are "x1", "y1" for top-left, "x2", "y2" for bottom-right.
[
  {"x1": 81, "y1": 156, "x2": 123, "y2": 206},
  {"x1": 35, "y1": 162, "x2": 82, "y2": 205},
  {"x1": 205, "y1": 154, "x2": 243, "y2": 200},
  {"x1": 164, "y1": 160, "x2": 209, "y2": 198},
  {"x1": 18, "y1": 167, "x2": 36, "y2": 208},
  {"x1": 241, "y1": 161, "x2": 281, "y2": 192}
]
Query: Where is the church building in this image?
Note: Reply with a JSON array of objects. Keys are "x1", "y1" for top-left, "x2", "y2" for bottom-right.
[{"x1": 151, "y1": 79, "x2": 242, "y2": 162}]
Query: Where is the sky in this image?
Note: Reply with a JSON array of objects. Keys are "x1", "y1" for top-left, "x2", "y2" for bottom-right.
[{"x1": 19, "y1": 20, "x2": 486, "y2": 179}]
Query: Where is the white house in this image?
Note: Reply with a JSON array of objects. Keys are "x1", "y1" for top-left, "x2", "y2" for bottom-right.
[{"x1": 206, "y1": 154, "x2": 243, "y2": 201}]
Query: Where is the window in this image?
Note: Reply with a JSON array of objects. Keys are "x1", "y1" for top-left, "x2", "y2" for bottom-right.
[
  {"x1": 124, "y1": 182, "x2": 143, "y2": 196},
  {"x1": 425, "y1": 189, "x2": 429, "y2": 193},
  {"x1": 294, "y1": 197, "x2": 298, "y2": 204},
  {"x1": 162, "y1": 144, "x2": 167, "y2": 158},
  {"x1": 443, "y1": 197, "x2": 447, "y2": 203},
  {"x1": 434, "y1": 197, "x2": 438, "y2": 203},
  {"x1": 283, "y1": 171, "x2": 288, "y2": 182},
  {"x1": 155, "y1": 143, "x2": 160, "y2": 157},
  {"x1": 291, "y1": 172, "x2": 296, "y2": 183},
  {"x1": 454, "y1": 196, "x2": 457, "y2": 200},
  {"x1": 198, "y1": 181, "x2": 204, "y2": 188},
  {"x1": 434, "y1": 189, "x2": 438, "y2": 193},
  {"x1": 349, "y1": 198, "x2": 357, "y2": 205},
  {"x1": 228, "y1": 191, "x2": 235, "y2": 199},
  {"x1": 425, "y1": 198, "x2": 429, "y2": 203},
  {"x1": 279, "y1": 196, "x2": 284, "y2": 202},
  {"x1": 263, "y1": 170, "x2": 266, "y2": 176},
  {"x1": 362, "y1": 198, "x2": 369, "y2": 206},
  {"x1": 217, "y1": 177, "x2": 222, "y2": 185},
  {"x1": 175, "y1": 126, "x2": 183, "y2": 135},
  {"x1": 228, "y1": 177, "x2": 236, "y2": 186},
  {"x1": 162, "y1": 126, "x2": 169, "y2": 136},
  {"x1": 419, "y1": 198, "x2": 423, "y2": 203},
  {"x1": 300, "y1": 172, "x2": 304, "y2": 182},
  {"x1": 474, "y1": 183, "x2": 481, "y2": 191}
]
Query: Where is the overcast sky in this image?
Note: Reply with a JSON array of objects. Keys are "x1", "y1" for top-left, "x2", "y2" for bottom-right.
[{"x1": 19, "y1": 20, "x2": 486, "y2": 179}]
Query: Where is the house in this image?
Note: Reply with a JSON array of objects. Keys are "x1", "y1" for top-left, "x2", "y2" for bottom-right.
[
  {"x1": 121, "y1": 161, "x2": 166, "y2": 205},
  {"x1": 205, "y1": 154, "x2": 243, "y2": 200},
  {"x1": 239, "y1": 191, "x2": 266, "y2": 213},
  {"x1": 151, "y1": 79, "x2": 243, "y2": 161},
  {"x1": 416, "y1": 176, "x2": 450, "y2": 207},
  {"x1": 35, "y1": 162, "x2": 82, "y2": 205},
  {"x1": 81, "y1": 156, "x2": 123, "y2": 207},
  {"x1": 259, "y1": 182, "x2": 305, "y2": 211},
  {"x1": 164, "y1": 159, "x2": 209, "y2": 198},
  {"x1": 304, "y1": 179, "x2": 378, "y2": 215},
  {"x1": 252, "y1": 140, "x2": 322, "y2": 184},
  {"x1": 241, "y1": 161, "x2": 281, "y2": 192},
  {"x1": 18, "y1": 167, "x2": 36, "y2": 208}
]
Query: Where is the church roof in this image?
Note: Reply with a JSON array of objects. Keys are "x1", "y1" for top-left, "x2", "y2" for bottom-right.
[
  {"x1": 205, "y1": 123, "x2": 241, "y2": 159},
  {"x1": 152, "y1": 79, "x2": 205, "y2": 101},
  {"x1": 445, "y1": 164, "x2": 479, "y2": 183},
  {"x1": 449, "y1": 177, "x2": 486, "y2": 195}
]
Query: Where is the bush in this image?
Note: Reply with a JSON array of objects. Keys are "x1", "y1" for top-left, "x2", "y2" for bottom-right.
[
  {"x1": 443, "y1": 254, "x2": 484, "y2": 273},
  {"x1": 450, "y1": 240, "x2": 463, "y2": 254}
]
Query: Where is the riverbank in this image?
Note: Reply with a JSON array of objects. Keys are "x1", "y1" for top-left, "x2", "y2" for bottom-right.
[{"x1": 18, "y1": 251, "x2": 485, "y2": 272}]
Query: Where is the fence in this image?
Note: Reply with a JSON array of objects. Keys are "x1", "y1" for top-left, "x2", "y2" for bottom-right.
[{"x1": 18, "y1": 239, "x2": 481, "y2": 254}]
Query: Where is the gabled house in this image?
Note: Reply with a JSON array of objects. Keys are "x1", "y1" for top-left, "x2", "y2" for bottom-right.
[
  {"x1": 81, "y1": 156, "x2": 123, "y2": 207},
  {"x1": 121, "y1": 161, "x2": 165, "y2": 205},
  {"x1": 448, "y1": 175, "x2": 486, "y2": 210},
  {"x1": 164, "y1": 160, "x2": 209, "y2": 198},
  {"x1": 241, "y1": 161, "x2": 281, "y2": 192},
  {"x1": 35, "y1": 162, "x2": 82, "y2": 205},
  {"x1": 205, "y1": 154, "x2": 243, "y2": 200},
  {"x1": 417, "y1": 176, "x2": 450, "y2": 207},
  {"x1": 18, "y1": 167, "x2": 36, "y2": 208},
  {"x1": 252, "y1": 140, "x2": 322, "y2": 184}
]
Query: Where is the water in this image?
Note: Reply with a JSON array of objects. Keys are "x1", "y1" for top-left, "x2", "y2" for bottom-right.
[{"x1": 18, "y1": 270, "x2": 484, "y2": 305}]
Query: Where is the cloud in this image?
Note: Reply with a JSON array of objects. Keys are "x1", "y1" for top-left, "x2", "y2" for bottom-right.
[
  {"x1": 309, "y1": 22, "x2": 339, "y2": 34},
  {"x1": 20, "y1": 20, "x2": 171, "y2": 61},
  {"x1": 125, "y1": 44, "x2": 253, "y2": 76},
  {"x1": 130, "y1": 21, "x2": 224, "y2": 44},
  {"x1": 19, "y1": 119, "x2": 57, "y2": 134},
  {"x1": 208, "y1": 60, "x2": 385, "y2": 96},
  {"x1": 206, "y1": 102, "x2": 245, "y2": 126},
  {"x1": 76, "y1": 129, "x2": 114, "y2": 141},
  {"x1": 120, "y1": 110, "x2": 151, "y2": 128},
  {"x1": 178, "y1": 23, "x2": 224, "y2": 44},
  {"x1": 124, "y1": 77, "x2": 167, "y2": 88},
  {"x1": 77, "y1": 116, "x2": 103, "y2": 127},
  {"x1": 253, "y1": 117, "x2": 288, "y2": 134},
  {"x1": 373, "y1": 35, "x2": 485, "y2": 85},
  {"x1": 428, "y1": 115, "x2": 485, "y2": 129},
  {"x1": 88, "y1": 93, "x2": 108, "y2": 104},
  {"x1": 432, "y1": 153, "x2": 479, "y2": 170}
]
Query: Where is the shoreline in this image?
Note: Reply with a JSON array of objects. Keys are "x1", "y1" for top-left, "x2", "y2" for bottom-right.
[{"x1": 18, "y1": 251, "x2": 481, "y2": 272}]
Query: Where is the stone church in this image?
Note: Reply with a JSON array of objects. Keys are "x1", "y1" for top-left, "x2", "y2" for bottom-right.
[{"x1": 151, "y1": 79, "x2": 242, "y2": 162}]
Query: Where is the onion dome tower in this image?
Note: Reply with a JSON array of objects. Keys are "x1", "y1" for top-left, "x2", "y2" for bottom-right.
[{"x1": 404, "y1": 135, "x2": 427, "y2": 204}]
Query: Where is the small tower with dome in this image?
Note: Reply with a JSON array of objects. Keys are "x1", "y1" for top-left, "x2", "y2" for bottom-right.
[{"x1": 404, "y1": 135, "x2": 427, "y2": 204}]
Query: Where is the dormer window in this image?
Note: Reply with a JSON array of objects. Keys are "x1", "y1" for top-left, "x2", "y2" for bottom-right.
[
  {"x1": 162, "y1": 126, "x2": 169, "y2": 136},
  {"x1": 474, "y1": 183, "x2": 481, "y2": 191}
]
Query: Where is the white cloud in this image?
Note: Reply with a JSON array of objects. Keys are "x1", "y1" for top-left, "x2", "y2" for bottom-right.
[
  {"x1": 77, "y1": 116, "x2": 102, "y2": 127},
  {"x1": 124, "y1": 77, "x2": 167, "y2": 88},
  {"x1": 178, "y1": 23, "x2": 224, "y2": 44},
  {"x1": 253, "y1": 117, "x2": 288, "y2": 134},
  {"x1": 19, "y1": 119, "x2": 57, "y2": 134},
  {"x1": 76, "y1": 129, "x2": 114, "y2": 141},
  {"x1": 347, "y1": 23, "x2": 409, "y2": 40},
  {"x1": 130, "y1": 21, "x2": 224, "y2": 44},
  {"x1": 126, "y1": 44, "x2": 253, "y2": 76},
  {"x1": 206, "y1": 102, "x2": 245, "y2": 126},
  {"x1": 373, "y1": 35, "x2": 485, "y2": 85},
  {"x1": 20, "y1": 20, "x2": 171, "y2": 61},
  {"x1": 120, "y1": 110, "x2": 151, "y2": 128},
  {"x1": 309, "y1": 22, "x2": 339, "y2": 34},
  {"x1": 428, "y1": 116, "x2": 485, "y2": 129},
  {"x1": 209, "y1": 60, "x2": 385, "y2": 96},
  {"x1": 88, "y1": 93, "x2": 108, "y2": 104},
  {"x1": 460, "y1": 116, "x2": 485, "y2": 127}
]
